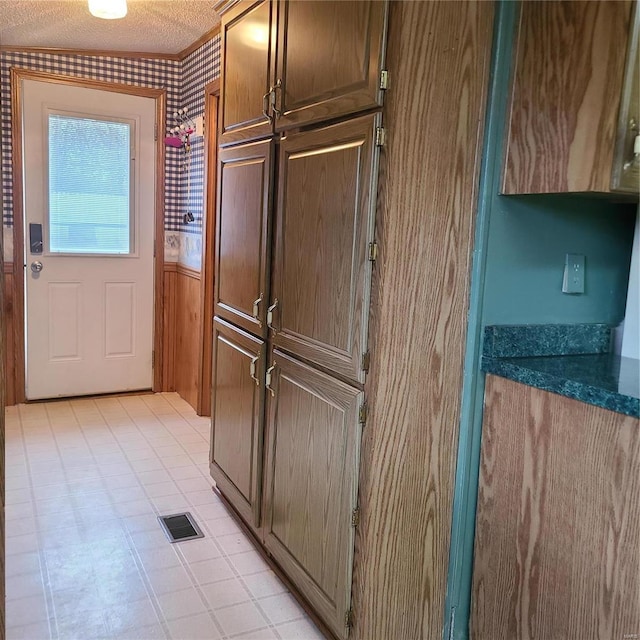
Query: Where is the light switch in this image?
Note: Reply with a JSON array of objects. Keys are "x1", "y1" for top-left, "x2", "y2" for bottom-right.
[{"x1": 562, "y1": 253, "x2": 585, "y2": 294}]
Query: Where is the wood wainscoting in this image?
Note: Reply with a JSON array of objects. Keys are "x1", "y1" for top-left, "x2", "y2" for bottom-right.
[
  {"x1": 163, "y1": 262, "x2": 203, "y2": 412},
  {"x1": 3, "y1": 263, "x2": 16, "y2": 408}
]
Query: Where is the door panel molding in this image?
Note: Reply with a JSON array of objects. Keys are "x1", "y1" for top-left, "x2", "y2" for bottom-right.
[{"x1": 10, "y1": 68, "x2": 166, "y2": 402}]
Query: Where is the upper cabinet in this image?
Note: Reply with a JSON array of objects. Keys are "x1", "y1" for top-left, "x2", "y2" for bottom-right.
[
  {"x1": 502, "y1": 0, "x2": 640, "y2": 196},
  {"x1": 216, "y1": 0, "x2": 387, "y2": 144},
  {"x1": 273, "y1": 0, "x2": 387, "y2": 131},
  {"x1": 218, "y1": 0, "x2": 276, "y2": 146}
]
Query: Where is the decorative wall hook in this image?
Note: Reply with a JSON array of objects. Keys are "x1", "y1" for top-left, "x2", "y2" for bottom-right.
[{"x1": 164, "y1": 107, "x2": 197, "y2": 224}]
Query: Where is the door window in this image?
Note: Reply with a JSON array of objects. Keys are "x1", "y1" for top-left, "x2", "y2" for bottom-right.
[{"x1": 47, "y1": 111, "x2": 135, "y2": 255}]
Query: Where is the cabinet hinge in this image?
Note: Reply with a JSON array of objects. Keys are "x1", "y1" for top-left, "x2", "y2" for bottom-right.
[
  {"x1": 345, "y1": 608, "x2": 354, "y2": 630},
  {"x1": 351, "y1": 507, "x2": 360, "y2": 528},
  {"x1": 361, "y1": 351, "x2": 370, "y2": 373},
  {"x1": 375, "y1": 127, "x2": 386, "y2": 147},
  {"x1": 380, "y1": 69, "x2": 389, "y2": 90},
  {"x1": 368, "y1": 241, "x2": 378, "y2": 262},
  {"x1": 358, "y1": 402, "x2": 368, "y2": 425}
]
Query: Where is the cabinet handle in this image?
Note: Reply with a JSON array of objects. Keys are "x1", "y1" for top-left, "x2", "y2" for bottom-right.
[
  {"x1": 272, "y1": 79, "x2": 282, "y2": 119},
  {"x1": 249, "y1": 355, "x2": 260, "y2": 386},
  {"x1": 266, "y1": 298, "x2": 278, "y2": 333},
  {"x1": 262, "y1": 89, "x2": 272, "y2": 122},
  {"x1": 265, "y1": 363, "x2": 276, "y2": 396},
  {"x1": 253, "y1": 293, "x2": 263, "y2": 326}
]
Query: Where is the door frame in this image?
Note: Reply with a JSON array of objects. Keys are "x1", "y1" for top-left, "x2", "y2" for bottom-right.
[
  {"x1": 10, "y1": 68, "x2": 167, "y2": 402},
  {"x1": 196, "y1": 78, "x2": 220, "y2": 416}
]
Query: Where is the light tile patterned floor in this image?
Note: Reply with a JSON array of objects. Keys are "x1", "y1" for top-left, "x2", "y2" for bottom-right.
[{"x1": 5, "y1": 393, "x2": 324, "y2": 640}]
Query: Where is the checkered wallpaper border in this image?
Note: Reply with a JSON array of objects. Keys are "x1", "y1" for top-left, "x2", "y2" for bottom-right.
[{"x1": 0, "y1": 33, "x2": 221, "y2": 236}]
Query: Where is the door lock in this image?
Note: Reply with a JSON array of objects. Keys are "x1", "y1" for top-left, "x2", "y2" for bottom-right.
[{"x1": 30, "y1": 261, "x2": 44, "y2": 273}]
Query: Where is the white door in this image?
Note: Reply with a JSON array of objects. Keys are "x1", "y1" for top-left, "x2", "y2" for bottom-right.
[{"x1": 22, "y1": 79, "x2": 156, "y2": 400}]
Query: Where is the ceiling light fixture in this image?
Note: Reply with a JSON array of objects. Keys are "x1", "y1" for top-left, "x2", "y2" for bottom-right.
[{"x1": 88, "y1": 0, "x2": 127, "y2": 20}]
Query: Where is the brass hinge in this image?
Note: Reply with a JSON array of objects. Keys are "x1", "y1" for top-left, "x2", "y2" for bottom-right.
[
  {"x1": 358, "y1": 402, "x2": 368, "y2": 425},
  {"x1": 345, "y1": 608, "x2": 354, "y2": 630},
  {"x1": 368, "y1": 241, "x2": 378, "y2": 262},
  {"x1": 380, "y1": 69, "x2": 389, "y2": 90},
  {"x1": 375, "y1": 127, "x2": 386, "y2": 147},
  {"x1": 351, "y1": 507, "x2": 360, "y2": 528},
  {"x1": 361, "y1": 351, "x2": 370, "y2": 373},
  {"x1": 152, "y1": 350, "x2": 155, "y2": 368},
  {"x1": 154, "y1": 123, "x2": 158, "y2": 141}
]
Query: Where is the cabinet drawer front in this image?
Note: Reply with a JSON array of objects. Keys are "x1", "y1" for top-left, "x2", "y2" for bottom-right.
[
  {"x1": 262, "y1": 350, "x2": 362, "y2": 639},
  {"x1": 210, "y1": 317, "x2": 266, "y2": 528},
  {"x1": 275, "y1": 0, "x2": 387, "y2": 131},
  {"x1": 220, "y1": 0, "x2": 275, "y2": 145},
  {"x1": 215, "y1": 139, "x2": 273, "y2": 337},
  {"x1": 271, "y1": 114, "x2": 380, "y2": 382}
]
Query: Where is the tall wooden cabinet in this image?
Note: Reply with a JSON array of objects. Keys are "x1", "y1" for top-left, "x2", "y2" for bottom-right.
[{"x1": 210, "y1": 1, "x2": 387, "y2": 637}]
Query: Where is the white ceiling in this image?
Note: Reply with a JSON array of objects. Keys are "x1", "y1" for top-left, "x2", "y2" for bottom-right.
[{"x1": 0, "y1": 0, "x2": 221, "y2": 55}]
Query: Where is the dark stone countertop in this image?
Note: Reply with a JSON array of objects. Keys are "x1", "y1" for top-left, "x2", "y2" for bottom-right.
[{"x1": 481, "y1": 325, "x2": 639, "y2": 419}]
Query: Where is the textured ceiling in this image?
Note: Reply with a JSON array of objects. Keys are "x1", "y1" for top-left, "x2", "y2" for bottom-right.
[{"x1": 0, "y1": 0, "x2": 221, "y2": 55}]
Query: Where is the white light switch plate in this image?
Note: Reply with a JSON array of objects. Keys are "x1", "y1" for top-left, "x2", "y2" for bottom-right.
[{"x1": 562, "y1": 253, "x2": 585, "y2": 294}]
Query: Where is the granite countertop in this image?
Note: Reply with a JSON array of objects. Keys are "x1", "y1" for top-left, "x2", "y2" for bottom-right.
[{"x1": 481, "y1": 325, "x2": 640, "y2": 419}]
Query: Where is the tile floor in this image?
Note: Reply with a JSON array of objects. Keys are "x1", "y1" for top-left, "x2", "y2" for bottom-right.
[{"x1": 5, "y1": 393, "x2": 324, "y2": 640}]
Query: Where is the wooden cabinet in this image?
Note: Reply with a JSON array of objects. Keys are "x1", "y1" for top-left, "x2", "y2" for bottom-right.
[
  {"x1": 274, "y1": 0, "x2": 387, "y2": 131},
  {"x1": 218, "y1": 0, "x2": 276, "y2": 146},
  {"x1": 217, "y1": 0, "x2": 387, "y2": 141},
  {"x1": 270, "y1": 114, "x2": 380, "y2": 383},
  {"x1": 214, "y1": 139, "x2": 273, "y2": 337},
  {"x1": 262, "y1": 349, "x2": 363, "y2": 639},
  {"x1": 471, "y1": 375, "x2": 640, "y2": 639},
  {"x1": 210, "y1": 318, "x2": 266, "y2": 528},
  {"x1": 502, "y1": 0, "x2": 639, "y2": 195}
]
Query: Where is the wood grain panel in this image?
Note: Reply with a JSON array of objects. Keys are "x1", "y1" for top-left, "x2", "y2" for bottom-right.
[
  {"x1": 262, "y1": 349, "x2": 363, "y2": 639},
  {"x1": 1, "y1": 215, "x2": 6, "y2": 640},
  {"x1": 162, "y1": 263, "x2": 178, "y2": 393},
  {"x1": 3, "y1": 267, "x2": 16, "y2": 407},
  {"x1": 272, "y1": 114, "x2": 379, "y2": 384},
  {"x1": 472, "y1": 375, "x2": 640, "y2": 640},
  {"x1": 502, "y1": 1, "x2": 633, "y2": 194},
  {"x1": 174, "y1": 266, "x2": 202, "y2": 410},
  {"x1": 275, "y1": 0, "x2": 386, "y2": 131},
  {"x1": 210, "y1": 317, "x2": 266, "y2": 528},
  {"x1": 198, "y1": 82, "x2": 220, "y2": 417},
  {"x1": 215, "y1": 139, "x2": 273, "y2": 337},
  {"x1": 351, "y1": 2, "x2": 494, "y2": 638},
  {"x1": 219, "y1": 0, "x2": 275, "y2": 145}
]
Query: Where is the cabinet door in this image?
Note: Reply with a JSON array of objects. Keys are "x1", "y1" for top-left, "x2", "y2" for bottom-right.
[
  {"x1": 219, "y1": 0, "x2": 275, "y2": 146},
  {"x1": 274, "y1": 0, "x2": 387, "y2": 131},
  {"x1": 270, "y1": 114, "x2": 379, "y2": 382},
  {"x1": 210, "y1": 318, "x2": 266, "y2": 528},
  {"x1": 215, "y1": 139, "x2": 273, "y2": 337},
  {"x1": 262, "y1": 350, "x2": 363, "y2": 639}
]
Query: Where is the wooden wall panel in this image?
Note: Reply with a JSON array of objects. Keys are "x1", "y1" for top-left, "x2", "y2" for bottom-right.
[
  {"x1": 3, "y1": 267, "x2": 16, "y2": 407},
  {"x1": 174, "y1": 265, "x2": 202, "y2": 411},
  {"x1": 352, "y1": 2, "x2": 494, "y2": 638},
  {"x1": 1, "y1": 240, "x2": 6, "y2": 640},
  {"x1": 502, "y1": 1, "x2": 633, "y2": 194},
  {"x1": 162, "y1": 263, "x2": 178, "y2": 393},
  {"x1": 472, "y1": 375, "x2": 640, "y2": 640}
]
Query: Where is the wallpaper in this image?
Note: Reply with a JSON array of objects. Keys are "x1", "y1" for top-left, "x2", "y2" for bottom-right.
[{"x1": 0, "y1": 33, "x2": 221, "y2": 267}]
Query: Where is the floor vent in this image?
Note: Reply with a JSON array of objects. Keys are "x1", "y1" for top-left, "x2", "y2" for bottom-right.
[{"x1": 158, "y1": 512, "x2": 204, "y2": 543}]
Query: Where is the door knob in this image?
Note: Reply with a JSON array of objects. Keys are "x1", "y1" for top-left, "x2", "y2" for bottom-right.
[{"x1": 30, "y1": 261, "x2": 43, "y2": 273}]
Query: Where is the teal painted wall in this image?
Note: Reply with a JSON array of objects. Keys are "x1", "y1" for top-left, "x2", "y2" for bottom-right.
[
  {"x1": 443, "y1": 2, "x2": 637, "y2": 639},
  {"x1": 483, "y1": 194, "x2": 635, "y2": 326}
]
